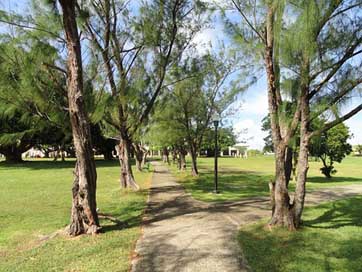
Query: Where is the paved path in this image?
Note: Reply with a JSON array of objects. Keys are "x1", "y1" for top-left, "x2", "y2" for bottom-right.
[{"x1": 131, "y1": 162, "x2": 362, "y2": 272}]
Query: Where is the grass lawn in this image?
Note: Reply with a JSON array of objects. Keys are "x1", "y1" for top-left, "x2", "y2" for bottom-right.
[
  {"x1": 171, "y1": 156, "x2": 362, "y2": 202},
  {"x1": 238, "y1": 196, "x2": 362, "y2": 272},
  {"x1": 0, "y1": 159, "x2": 152, "y2": 272}
]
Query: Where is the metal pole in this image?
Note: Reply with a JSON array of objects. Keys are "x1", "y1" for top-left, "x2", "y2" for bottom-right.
[{"x1": 214, "y1": 122, "x2": 219, "y2": 193}]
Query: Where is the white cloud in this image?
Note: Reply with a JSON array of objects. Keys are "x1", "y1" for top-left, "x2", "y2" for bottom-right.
[
  {"x1": 192, "y1": 27, "x2": 224, "y2": 54},
  {"x1": 240, "y1": 93, "x2": 268, "y2": 116},
  {"x1": 233, "y1": 118, "x2": 267, "y2": 150},
  {"x1": 345, "y1": 113, "x2": 362, "y2": 145}
]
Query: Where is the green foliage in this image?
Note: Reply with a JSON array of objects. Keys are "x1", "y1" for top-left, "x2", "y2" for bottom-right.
[
  {"x1": 0, "y1": 35, "x2": 68, "y2": 155},
  {"x1": 261, "y1": 115, "x2": 273, "y2": 153},
  {"x1": 355, "y1": 145, "x2": 362, "y2": 156},
  {"x1": 310, "y1": 123, "x2": 352, "y2": 178},
  {"x1": 201, "y1": 127, "x2": 237, "y2": 153}
]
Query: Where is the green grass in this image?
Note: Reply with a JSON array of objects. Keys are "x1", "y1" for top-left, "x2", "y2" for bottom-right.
[
  {"x1": 0, "y1": 159, "x2": 152, "y2": 272},
  {"x1": 171, "y1": 156, "x2": 362, "y2": 202},
  {"x1": 238, "y1": 196, "x2": 362, "y2": 272}
]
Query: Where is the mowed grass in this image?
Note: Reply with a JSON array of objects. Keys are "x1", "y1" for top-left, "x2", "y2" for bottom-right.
[
  {"x1": 238, "y1": 196, "x2": 362, "y2": 272},
  {"x1": 172, "y1": 156, "x2": 362, "y2": 202},
  {"x1": 0, "y1": 159, "x2": 152, "y2": 272}
]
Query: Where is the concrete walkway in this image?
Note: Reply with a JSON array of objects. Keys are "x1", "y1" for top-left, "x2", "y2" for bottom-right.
[{"x1": 131, "y1": 162, "x2": 362, "y2": 272}]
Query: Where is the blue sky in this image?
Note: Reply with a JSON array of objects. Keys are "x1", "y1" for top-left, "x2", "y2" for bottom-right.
[{"x1": 1, "y1": 0, "x2": 362, "y2": 150}]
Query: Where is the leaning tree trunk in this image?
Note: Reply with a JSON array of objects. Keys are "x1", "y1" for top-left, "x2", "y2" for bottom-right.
[
  {"x1": 292, "y1": 83, "x2": 310, "y2": 228},
  {"x1": 116, "y1": 137, "x2": 139, "y2": 190},
  {"x1": 60, "y1": 0, "x2": 100, "y2": 236}
]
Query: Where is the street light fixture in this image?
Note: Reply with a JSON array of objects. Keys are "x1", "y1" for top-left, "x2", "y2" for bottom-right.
[{"x1": 212, "y1": 113, "x2": 220, "y2": 194}]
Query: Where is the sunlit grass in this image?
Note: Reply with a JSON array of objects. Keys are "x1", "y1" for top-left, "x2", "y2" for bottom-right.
[
  {"x1": 238, "y1": 196, "x2": 362, "y2": 272},
  {"x1": 171, "y1": 156, "x2": 362, "y2": 202},
  {"x1": 0, "y1": 159, "x2": 152, "y2": 271}
]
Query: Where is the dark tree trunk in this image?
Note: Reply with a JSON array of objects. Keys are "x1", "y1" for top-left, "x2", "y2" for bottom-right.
[
  {"x1": 3, "y1": 147, "x2": 23, "y2": 163},
  {"x1": 178, "y1": 148, "x2": 187, "y2": 171},
  {"x1": 190, "y1": 147, "x2": 198, "y2": 176},
  {"x1": 60, "y1": 145, "x2": 66, "y2": 162},
  {"x1": 162, "y1": 147, "x2": 170, "y2": 165},
  {"x1": 285, "y1": 147, "x2": 293, "y2": 186},
  {"x1": 60, "y1": 0, "x2": 100, "y2": 236},
  {"x1": 320, "y1": 156, "x2": 332, "y2": 178},
  {"x1": 172, "y1": 149, "x2": 178, "y2": 164},
  {"x1": 43, "y1": 148, "x2": 50, "y2": 158},
  {"x1": 116, "y1": 137, "x2": 139, "y2": 190},
  {"x1": 103, "y1": 149, "x2": 114, "y2": 160}
]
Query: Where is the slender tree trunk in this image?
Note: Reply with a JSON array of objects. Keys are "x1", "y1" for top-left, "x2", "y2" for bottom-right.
[
  {"x1": 292, "y1": 55, "x2": 311, "y2": 228},
  {"x1": 190, "y1": 146, "x2": 198, "y2": 176},
  {"x1": 142, "y1": 151, "x2": 148, "y2": 168},
  {"x1": 103, "y1": 149, "x2": 114, "y2": 160},
  {"x1": 172, "y1": 149, "x2": 178, "y2": 164},
  {"x1": 116, "y1": 136, "x2": 139, "y2": 190},
  {"x1": 179, "y1": 149, "x2": 186, "y2": 171},
  {"x1": 285, "y1": 146, "x2": 293, "y2": 186},
  {"x1": 60, "y1": 0, "x2": 100, "y2": 236},
  {"x1": 133, "y1": 143, "x2": 144, "y2": 172},
  {"x1": 162, "y1": 147, "x2": 170, "y2": 165}
]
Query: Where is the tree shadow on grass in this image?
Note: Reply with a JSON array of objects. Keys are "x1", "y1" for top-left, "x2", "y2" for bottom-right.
[
  {"x1": 183, "y1": 170, "x2": 272, "y2": 199},
  {"x1": 239, "y1": 197, "x2": 362, "y2": 272},
  {"x1": 307, "y1": 176, "x2": 362, "y2": 184},
  {"x1": 0, "y1": 159, "x2": 141, "y2": 170},
  {"x1": 303, "y1": 197, "x2": 362, "y2": 229}
]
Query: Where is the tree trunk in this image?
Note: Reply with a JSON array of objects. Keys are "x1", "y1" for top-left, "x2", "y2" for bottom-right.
[
  {"x1": 3, "y1": 147, "x2": 23, "y2": 163},
  {"x1": 142, "y1": 151, "x2": 148, "y2": 168},
  {"x1": 162, "y1": 147, "x2": 170, "y2": 165},
  {"x1": 133, "y1": 143, "x2": 145, "y2": 172},
  {"x1": 190, "y1": 148, "x2": 198, "y2": 176},
  {"x1": 319, "y1": 156, "x2": 332, "y2": 178},
  {"x1": 179, "y1": 149, "x2": 187, "y2": 171},
  {"x1": 60, "y1": 0, "x2": 100, "y2": 236},
  {"x1": 285, "y1": 146, "x2": 293, "y2": 186},
  {"x1": 269, "y1": 145, "x2": 295, "y2": 230},
  {"x1": 103, "y1": 149, "x2": 114, "y2": 160},
  {"x1": 292, "y1": 134, "x2": 309, "y2": 228},
  {"x1": 172, "y1": 149, "x2": 178, "y2": 164},
  {"x1": 115, "y1": 137, "x2": 139, "y2": 190}
]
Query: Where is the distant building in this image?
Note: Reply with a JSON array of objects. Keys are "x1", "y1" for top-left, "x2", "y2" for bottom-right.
[{"x1": 221, "y1": 143, "x2": 249, "y2": 158}]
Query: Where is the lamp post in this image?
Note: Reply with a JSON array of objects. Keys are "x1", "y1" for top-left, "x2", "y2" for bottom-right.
[{"x1": 212, "y1": 113, "x2": 220, "y2": 194}]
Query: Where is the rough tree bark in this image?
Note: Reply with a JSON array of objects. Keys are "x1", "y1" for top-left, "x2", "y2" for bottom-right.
[
  {"x1": 59, "y1": 0, "x2": 100, "y2": 236},
  {"x1": 292, "y1": 69, "x2": 311, "y2": 228},
  {"x1": 115, "y1": 136, "x2": 139, "y2": 190},
  {"x1": 265, "y1": 5, "x2": 296, "y2": 230}
]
